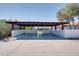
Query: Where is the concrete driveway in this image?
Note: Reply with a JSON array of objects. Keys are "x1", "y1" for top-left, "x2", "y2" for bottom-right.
[{"x1": 0, "y1": 40, "x2": 79, "y2": 56}]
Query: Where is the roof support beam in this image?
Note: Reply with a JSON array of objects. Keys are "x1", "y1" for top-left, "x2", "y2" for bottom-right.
[
  {"x1": 55, "y1": 25, "x2": 57, "y2": 30},
  {"x1": 24, "y1": 26, "x2": 25, "y2": 30},
  {"x1": 19, "y1": 25, "x2": 21, "y2": 30},
  {"x1": 61, "y1": 24, "x2": 64, "y2": 30},
  {"x1": 12, "y1": 24, "x2": 14, "y2": 30}
]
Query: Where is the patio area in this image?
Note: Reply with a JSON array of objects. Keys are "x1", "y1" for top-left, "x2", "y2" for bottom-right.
[{"x1": 0, "y1": 40, "x2": 79, "y2": 56}]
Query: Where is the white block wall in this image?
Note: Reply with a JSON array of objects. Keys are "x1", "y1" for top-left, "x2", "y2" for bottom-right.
[
  {"x1": 52, "y1": 30, "x2": 79, "y2": 38},
  {"x1": 12, "y1": 30, "x2": 79, "y2": 38},
  {"x1": 52, "y1": 30, "x2": 65, "y2": 37},
  {"x1": 12, "y1": 30, "x2": 24, "y2": 37},
  {"x1": 64, "y1": 30, "x2": 79, "y2": 38},
  {"x1": 12, "y1": 30, "x2": 37, "y2": 37}
]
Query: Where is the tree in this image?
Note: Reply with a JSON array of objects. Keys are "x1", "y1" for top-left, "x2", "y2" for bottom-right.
[
  {"x1": 66, "y1": 3, "x2": 79, "y2": 17},
  {"x1": 66, "y1": 3, "x2": 79, "y2": 28},
  {"x1": 57, "y1": 3, "x2": 79, "y2": 29},
  {"x1": 57, "y1": 8, "x2": 66, "y2": 22},
  {"x1": 57, "y1": 7, "x2": 74, "y2": 22}
]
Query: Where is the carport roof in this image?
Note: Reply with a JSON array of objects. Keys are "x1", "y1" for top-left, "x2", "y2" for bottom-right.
[{"x1": 6, "y1": 21, "x2": 69, "y2": 26}]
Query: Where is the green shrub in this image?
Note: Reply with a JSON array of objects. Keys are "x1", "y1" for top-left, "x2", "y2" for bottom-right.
[{"x1": 0, "y1": 20, "x2": 11, "y2": 40}]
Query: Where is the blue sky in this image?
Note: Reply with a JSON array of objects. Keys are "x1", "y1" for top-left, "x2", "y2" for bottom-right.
[{"x1": 0, "y1": 3, "x2": 66, "y2": 22}]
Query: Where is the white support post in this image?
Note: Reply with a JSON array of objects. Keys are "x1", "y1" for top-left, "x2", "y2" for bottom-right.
[{"x1": 37, "y1": 30, "x2": 39, "y2": 38}]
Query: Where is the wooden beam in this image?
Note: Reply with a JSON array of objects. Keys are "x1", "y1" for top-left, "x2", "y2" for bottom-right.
[
  {"x1": 61, "y1": 24, "x2": 64, "y2": 30},
  {"x1": 12, "y1": 24, "x2": 14, "y2": 30},
  {"x1": 51, "y1": 26, "x2": 52, "y2": 30},
  {"x1": 24, "y1": 26, "x2": 25, "y2": 30},
  {"x1": 19, "y1": 25, "x2": 21, "y2": 30},
  {"x1": 55, "y1": 25, "x2": 57, "y2": 30}
]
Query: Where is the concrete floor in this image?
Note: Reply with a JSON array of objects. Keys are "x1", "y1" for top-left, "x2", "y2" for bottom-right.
[{"x1": 0, "y1": 40, "x2": 79, "y2": 56}]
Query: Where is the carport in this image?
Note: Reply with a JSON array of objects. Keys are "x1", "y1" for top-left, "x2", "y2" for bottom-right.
[{"x1": 6, "y1": 21, "x2": 69, "y2": 39}]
